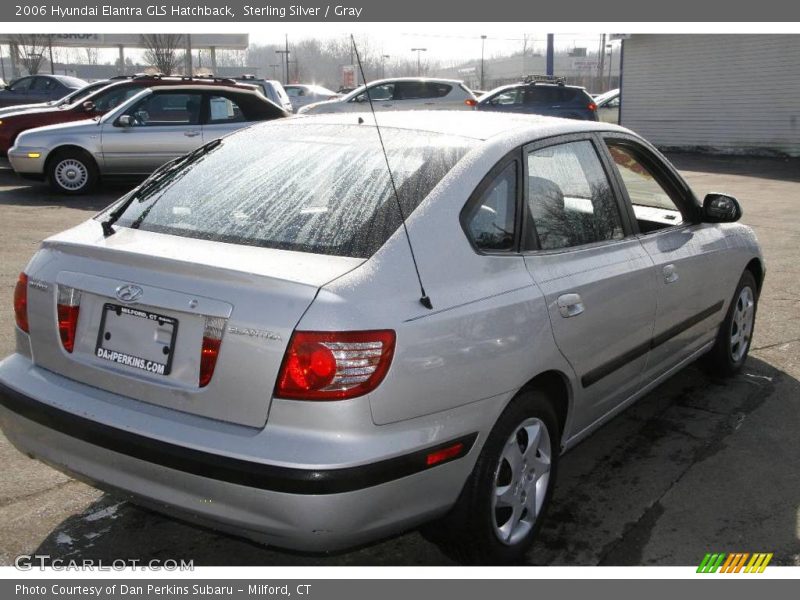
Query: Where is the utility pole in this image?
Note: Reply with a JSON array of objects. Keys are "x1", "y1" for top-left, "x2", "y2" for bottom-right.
[
  {"x1": 381, "y1": 54, "x2": 390, "y2": 79},
  {"x1": 546, "y1": 34, "x2": 554, "y2": 77},
  {"x1": 480, "y1": 35, "x2": 487, "y2": 90},
  {"x1": 607, "y1": 43, "x2": 614, "y2": 89},
  {"x1": 411, "y1": 48, "x2": 427, "y2": 76},
  {"x1": 275, "y1": 34, "x2": 290, "y2": 85},
  {"x1": 48, "y1": 35, "x2": 54, "y2": 74},
  {"x1": 598, "y1": 33, "x2": 606, "y2": 91}
]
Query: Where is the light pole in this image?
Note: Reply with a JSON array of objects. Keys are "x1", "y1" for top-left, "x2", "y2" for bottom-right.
[
  {"x1": 480, "y1": 35, "x2": 487, "y2": 90},
  {"x1": 606, "y1": 43, "x2": 613, "y2": 90},
  {"x1": 381, "y1": 54, "x2": 390, "y2": 79},
  {"x1": 275, "y1": 34, "x2": 290, "y2": 84},
  {"x1": 411, "y1": 48, "x2": 427, "y2": 76}
]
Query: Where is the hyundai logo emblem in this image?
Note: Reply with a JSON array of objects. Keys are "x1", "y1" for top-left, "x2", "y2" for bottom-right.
[{"x1": 115, "y1": 284, "x2": 143, "y2": 303}]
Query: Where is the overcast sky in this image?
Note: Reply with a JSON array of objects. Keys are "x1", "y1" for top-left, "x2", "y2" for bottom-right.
[{"x1": 248, "y1": 28, "x2": 610, "y2": 64}]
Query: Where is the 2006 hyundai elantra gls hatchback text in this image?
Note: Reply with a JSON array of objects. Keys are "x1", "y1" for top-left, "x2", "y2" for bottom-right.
[{"x1": 0, "y1": 112, "x2": 763, "y2": 564}]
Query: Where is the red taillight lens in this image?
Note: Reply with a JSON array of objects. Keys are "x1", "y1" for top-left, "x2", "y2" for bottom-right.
[
  {"x1": 57, "y1": 285, "x2": 81, "y2": 353},
  {"x1": 199, "y1": 317, "x2": 225, "y2": 388},
  {"x1": 465, "y1": 98, "x2": 477, "y2": 107},
  {"x1": 588, "y1": 102, "x2": 597, "y2": 111},
  {"x1": 14, "y1": 273, "x2": 29, "y2": 333},
  {"x1": 275, "y1": 330, "x2": 396, "y2": 400}
]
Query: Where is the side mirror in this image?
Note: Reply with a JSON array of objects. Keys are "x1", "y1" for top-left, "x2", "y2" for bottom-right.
[
  {"x1": 116, "y1": 115, "x2": 133, "y2": 128},
  {"x1": 82, "y1": 100, "x2": 95, "y2": 112},
  {"x1": 703, "y1": 193, "x2": 742, "y2": 223}
]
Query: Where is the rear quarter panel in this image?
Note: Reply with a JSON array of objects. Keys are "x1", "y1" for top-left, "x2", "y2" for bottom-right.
[{"x1": 298, "y1": 138, "x2": 578, "y2": 428}]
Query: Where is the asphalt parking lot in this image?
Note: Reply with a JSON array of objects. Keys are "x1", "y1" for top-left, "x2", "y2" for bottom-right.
[{"x1": 0, "y1": 154, "x2": 798, "y2": 567}]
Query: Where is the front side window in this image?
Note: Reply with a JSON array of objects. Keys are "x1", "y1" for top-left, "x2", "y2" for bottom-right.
[
  {"x1": 464, "y1": 162, "x2": 517, "y2": 251},
  {"x1": 125, "y1": 92, "x2": 203, "y2": 126},
  {"x1": 93, "y1": 85, "x2": 143, "y2": 112},
  {"x1": 488, "y1": 88, "x2": 523, "y2": 106},
  {"x1": 526, "y1": 140, "x2": 624, "y2": 250},
  {"x1": 606, "y1": 142, "x2": 684, "y2": 232},
  {"x1": 354, "y1": 83, "x2": 394, "y2": 102},
  {"x1": 9, "y1": 77, "x2": 33, "y2": 92}
]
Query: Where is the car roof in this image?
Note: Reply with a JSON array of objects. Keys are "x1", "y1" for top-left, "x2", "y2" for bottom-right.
[
  {"x1": 294, "y1": 110, "x2": 628, "y2": 142},
  {"x1": 138, "y1": 83, "x2": 263, "y2": 95},
  {"x1": 486, "y1": 81, "x2": 588, "y2": 96}
]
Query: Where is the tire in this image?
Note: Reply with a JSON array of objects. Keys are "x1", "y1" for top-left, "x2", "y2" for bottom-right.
[
  {"x1": 702, "y1": 269, "x2": 758, "y2": 377},
  {"x1": 423, "y1": 389, "x2": 560, "y2": 564},
  {"x1": 47, "y1": 149, "x2": 98, "y2": 195}
]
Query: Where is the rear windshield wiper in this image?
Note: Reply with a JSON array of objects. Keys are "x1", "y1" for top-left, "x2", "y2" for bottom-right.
[{"x1": 100, "y1": 138, "x2": 223, "y2": 237}]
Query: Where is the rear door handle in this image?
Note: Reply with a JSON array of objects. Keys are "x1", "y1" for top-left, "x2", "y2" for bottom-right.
[
  {"x1": 184, "y1": 130, "x2": 201, "y2": 137},
  {"x1": 557, "y1": 293, "x2": 585, "y2": 318},
  {"x1": 663, "y1": 264, "x2": 679, "y2": 284}
]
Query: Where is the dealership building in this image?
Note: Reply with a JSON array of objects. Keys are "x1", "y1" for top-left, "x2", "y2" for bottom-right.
[{"x1": 619, "y1": 34, "x2": 800, "y2": 157}]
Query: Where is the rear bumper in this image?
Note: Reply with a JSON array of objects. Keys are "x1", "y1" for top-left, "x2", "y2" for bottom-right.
[{"x1": 0, "y1": 354, "x2": 486, "y2": 551}]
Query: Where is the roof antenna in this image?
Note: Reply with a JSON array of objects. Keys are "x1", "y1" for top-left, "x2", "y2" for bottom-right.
[{"x1": 350, "y1": 34, "x2": 432, "y2": 310}]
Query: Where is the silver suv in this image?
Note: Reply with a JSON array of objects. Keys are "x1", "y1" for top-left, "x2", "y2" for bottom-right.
[{"x1": 0, "y1": 112, "x2": 763, "y2": 564}]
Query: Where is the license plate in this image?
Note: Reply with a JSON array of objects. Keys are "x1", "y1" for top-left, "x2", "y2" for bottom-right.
[{"x1": 95, "y1": 303, "x2": 178, "y2": 376}]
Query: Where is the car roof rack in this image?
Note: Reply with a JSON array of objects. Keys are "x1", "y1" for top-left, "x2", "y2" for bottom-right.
[{"x1": 523, "y1": 75, "x2": 566, "y2": 86}]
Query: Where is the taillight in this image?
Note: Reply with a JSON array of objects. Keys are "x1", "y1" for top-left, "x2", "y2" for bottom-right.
[
  {"x1": 588, "y1": 102, "x2": 597, "y2": 111},
  {"x1": 199, "y1": 317, "x2": 225, "y2": 388},
  {"x1": 57, "y1": 285, "x2": 81, "y2": 353},
  {"x1": 14, "y1": 272, "x2": 29, "y2": 333},
  {"x1": 465, "y1": 98, "x2": 477, "y2": 107},
  {"x1": 275, "y1": 330, "x2": 396, "y2": 400}
]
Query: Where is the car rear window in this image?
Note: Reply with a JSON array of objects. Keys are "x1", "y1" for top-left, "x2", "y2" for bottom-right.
[
  {"x1": 108, "y1": 123, "x2": 476, "y2": 258},
  {"x1": 524, "y1": 86, "x2": 583, "y2": 106}
]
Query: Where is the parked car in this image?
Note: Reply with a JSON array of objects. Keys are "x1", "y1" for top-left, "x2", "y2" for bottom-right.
[
  {"x1": 0, "y1": 111, "x2": 763, "y2": 564},
  {"x1": 478, "y1": 77, "x2": 598, "y2": 121},
  {"x1": 8, "y1": 83, "x2": 288, "y2": 194},
  {"x1": 0, "y1": 75, "x2": 268, "y2": 155},
  {"x1": 284, "y1": 84, "x2": 340, "y2": 112},
  {"x1": 231, "y1": 75, "x2": 293, "y2": 113},
  {"x1": 298, "y1": 78, "x2": 478, "y2": 114},
  {"x1": 0, "y1": 74, "x2": 87, "y2": 109},
  {"x1": 595, "y1": 88, "x2": 620, "y2": 124},
  {"x1": 0, "y1": 79, "x2": 113, "y2": 118}
]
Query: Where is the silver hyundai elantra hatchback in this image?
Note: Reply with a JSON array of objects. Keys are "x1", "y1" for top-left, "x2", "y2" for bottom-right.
[{"x1": 0, "y1": 111, "x2": 763, "y2": 564}]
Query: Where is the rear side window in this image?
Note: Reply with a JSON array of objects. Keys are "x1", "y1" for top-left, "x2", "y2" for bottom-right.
[
  {"x1": 524, "y1": 86, "x2": 580, "y2": 106},
  {"x1": 526, "y1": 140, "x2": 624, "y2": 250},
  {"x1": 395, "y1": 82, "x2": 452, "y2": 100},
  {"x1": 208, "y1": 95, "x2": 245, "y2": 123},
  {"x1": 31, "y1": 77, "x2": 57, "y2": 91},
  {"x1": 464, "y1": 162, "x2": 517, "y2": 251},
  {"x1": 110, "y1": 123, "x2": 475, "y2": 258}
]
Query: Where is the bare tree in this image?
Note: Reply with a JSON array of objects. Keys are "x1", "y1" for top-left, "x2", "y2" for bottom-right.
[
  {"x1": 84, "y1": 47, "x2": 99, "y2": 65},
  {"x1": 140, "y1": 34, "x2": 184, "y2": 75},
  {"x1": 12, "y1": 34, "x2": 49, "y2": 75}
]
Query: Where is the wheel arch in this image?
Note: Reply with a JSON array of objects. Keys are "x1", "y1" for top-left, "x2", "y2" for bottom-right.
[
  {"x1": 516, "y1": 369, "x2": 573, "y2": 444},
  {"x1": 744, "y1": 257, "x2": 765, "y2": 294},
  {"x1": 44, "y1": 144, "x2": 99, "y2": 172}
]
